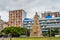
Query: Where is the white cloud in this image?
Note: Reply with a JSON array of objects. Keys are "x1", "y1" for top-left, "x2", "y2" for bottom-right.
[
  {"x1": 0, "y1": 11, "x2": 8, "y2": 21},
  {"x1": 0, "y1": 0, "x2": 60, "y2": 21}
]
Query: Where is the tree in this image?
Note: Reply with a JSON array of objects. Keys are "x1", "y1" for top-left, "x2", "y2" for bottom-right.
[
  {"x1": 48, "y1": 28, "x2": 59, "y2": 37},
  {"x1": 1, "y1": 26, "x2": 27, "y2": 40},
  {"x1": 48, "y1": 28, "x2": 50, "y2": 37},
  {"x1": 54, "y1": 28, "x2": 59, "y2": 35}
]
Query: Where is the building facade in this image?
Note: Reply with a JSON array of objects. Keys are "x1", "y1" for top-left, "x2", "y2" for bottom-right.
[
  {"x1": 23, "y1": 12, "x2": 60, "y2": 35},
  {"x1": 3, "y1": 22, "x2": 9, "y2": 28},
  {"x1": 9, "y1": 9, "x2": 26, "y2": 27},
  {"x1": 42, "y1": 12, "x2": 60, "y2": 18},
  {"x1": 0, "y1": 16, "x2": 4, "y2": 31}
]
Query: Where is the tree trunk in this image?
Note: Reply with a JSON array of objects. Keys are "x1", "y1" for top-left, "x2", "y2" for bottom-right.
[
  {"x1": 10, "y1": 34, "x2": 12, "y2": 40},
  {"x1": 2, "y1": 36, "x2": 4, "y2": 40}
]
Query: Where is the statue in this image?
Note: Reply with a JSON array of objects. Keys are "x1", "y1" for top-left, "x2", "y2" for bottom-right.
[{"x1": 30, "y1": 12, "x2": 43, "y2": 37}]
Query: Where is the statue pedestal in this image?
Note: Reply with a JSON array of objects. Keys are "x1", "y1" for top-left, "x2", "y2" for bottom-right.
[{"x1": 30, "y1": 25, "x2": 43, "y2": 37}]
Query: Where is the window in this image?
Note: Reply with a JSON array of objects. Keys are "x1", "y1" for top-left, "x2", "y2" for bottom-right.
[
  {"x1": 29, "y1": 22, "x2": 31, "y2": 23},
  {"x1": 47, "y1": 13, "x2": 51, "y2": 16}
]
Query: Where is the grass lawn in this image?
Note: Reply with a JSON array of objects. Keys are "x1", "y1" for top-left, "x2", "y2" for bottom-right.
[{"x1": 5, "y1": 37, "x2": 60, "y2": 40}]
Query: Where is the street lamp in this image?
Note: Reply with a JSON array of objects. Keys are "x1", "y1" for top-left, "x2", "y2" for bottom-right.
[
  {"x1": 50, "y1": 27, "x2": 52, "y2": 40},
  {"x1": 50, "y1": 27, "x2": 51, "y2": 37}
]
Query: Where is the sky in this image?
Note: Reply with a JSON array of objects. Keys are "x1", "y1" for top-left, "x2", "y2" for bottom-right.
[{"x1": 0, "y1": 0, "x2": 60, "y2": 21}]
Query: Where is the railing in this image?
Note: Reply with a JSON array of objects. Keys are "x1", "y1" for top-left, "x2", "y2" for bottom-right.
[
  {"x1": 41, "y1": 24, "x2": 60, "y2": 26},
  {"x1": 40, "y1": 21, "x2": 60, "y2": 23}
]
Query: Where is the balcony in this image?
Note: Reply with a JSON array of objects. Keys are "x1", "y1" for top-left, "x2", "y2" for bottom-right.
[{"x1": 41, "y1": 24, "x2": 60, "y2": 26}]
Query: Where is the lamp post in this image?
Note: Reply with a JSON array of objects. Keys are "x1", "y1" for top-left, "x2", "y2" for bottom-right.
[
  {"x1": 50, "y1": 27, "x2": 51, "y2": 37},
  {"x1": 50, "y1": 27, "x2": 52, "y2": 40}
]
